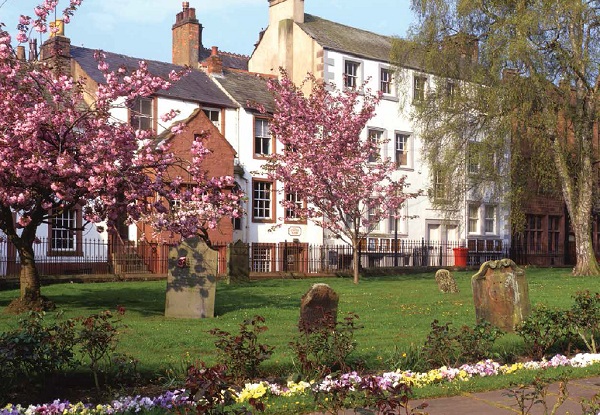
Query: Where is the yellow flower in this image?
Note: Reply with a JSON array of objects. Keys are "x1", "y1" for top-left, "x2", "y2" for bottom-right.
[{"x1": 237, "y1": 382, "x2": 268, "y2": 403}]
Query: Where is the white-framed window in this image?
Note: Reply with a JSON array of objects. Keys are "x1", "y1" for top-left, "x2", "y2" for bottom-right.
[
  {"x1": 202, "y1": 108, "x2": 221, "y2": 132},
  {"x1": 49, "y1": 208, "x2": 82, "y2": 255},
  {"x1": 252, "y1": 179, "x2": 274, "y2": 222},
  {"x1": 368, "y1": 129, "x2": 383, "y2": 162},
  {"x1": 413, "y1": 75, "x2": 427, "y2": 102},
  {"x1": 51, "y1": 209, "x2": 76, "y2": 251},
  {"x1": 254, "y1": 117, "x2": 271, "y2": 157},
  {"x1": 367, "y1": 237, "x2": 377, "y2": 251},
  {"x1": 284, "y1": 190, "x2": 304, "y2": 223},
  {"x1": 368, "y1": 202, "x2": 380, "y2": 231},
  {"x1": 252, "y1": 244, "x2": 274, "y2": 273},
  {"x1": 468, "y1": 141, "x2": 482, "y2": 174},
  {"x1": 484, "y1": 205, "x2": 497, "y2": 234},
  {"x1": 130, "y1": 97, "x2": 154, "y2": 130},
  {"x1": 432, "y1": 169, "x2": 447, "y2": 201},
  {"x1": 468, "y1": 204, "x2": 480, "y2": 234},
  {"x1": 380, "y1": 67, "x2": 392, "y2": 94},
  {"x1": 344, "y1": 60, "x2": 360, "y2": 88},
  {"x1": 395, "y1": 132, "x2": 410, "y2": 168}
]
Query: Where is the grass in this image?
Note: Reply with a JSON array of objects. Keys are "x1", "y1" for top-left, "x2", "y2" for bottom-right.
[{"x1": 1, "y1": 267, "x2": 600, "y2": 404}]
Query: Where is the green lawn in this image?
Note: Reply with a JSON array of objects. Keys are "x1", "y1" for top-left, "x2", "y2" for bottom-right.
[{"x1": 1, "y1": 267, "x2": 600, "y2": 401}]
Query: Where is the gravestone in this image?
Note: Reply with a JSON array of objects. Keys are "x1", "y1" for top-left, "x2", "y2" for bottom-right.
[
  {"x1": 435, "y1": 269, "x2": 459, "y2": 293},
  {"x1": 165, "y1": 237, "x2": 218, "y2": 319},
  {"x1": 471, "y1": 258, "x2": 531, "y2": 332},
  {"x1": 299, "y1": 283, "x2": 339, "y2": 333},
  {"x1": 228, "y1": 240, "x2": 249, "y2": 283}
]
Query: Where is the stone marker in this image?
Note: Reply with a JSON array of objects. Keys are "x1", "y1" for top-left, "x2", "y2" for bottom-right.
[
  {"x1": 165, "y1": 237, "x2": 218, "y2": 319},
  {"x1": 435, "y1": 269, "x2": 459, "y2": 293},
  {"x1": 299, "y1": 283, "x2": 339, "y2": 332},
  {"x1": 471, "y1": 258, "x2": 531, "y2": 332},
  {"x1": 228, "y1": 240, "x2": 249, "y2": 283}
]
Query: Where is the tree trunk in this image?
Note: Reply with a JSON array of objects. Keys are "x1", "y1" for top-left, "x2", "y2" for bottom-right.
[
  {"x1": 17, "y1": 242, "x2": 42, "y2": 302},
  {"x1": 571, "y1": 211, "x2": 600, "y2": 276},
  {"x1": 551, "y1": 118, "x2": 600, "y2": 276},
  {"x1": 352, "y1": 238, "x2": 360, "y2": 284}
]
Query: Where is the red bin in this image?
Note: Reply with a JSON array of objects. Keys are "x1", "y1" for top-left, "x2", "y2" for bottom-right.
[{"x1": 453, "y1": 247, "x2": 469, "y2": 267}]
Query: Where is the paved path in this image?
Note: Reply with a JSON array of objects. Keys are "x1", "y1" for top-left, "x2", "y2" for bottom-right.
[{"x1": 311, "y1": 376, "x2": 600, "y2": 415}]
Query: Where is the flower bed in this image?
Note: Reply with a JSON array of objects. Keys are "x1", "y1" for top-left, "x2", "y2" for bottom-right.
[{"x1": 3, "y1": 353, "x2": 600, "y2": 415}]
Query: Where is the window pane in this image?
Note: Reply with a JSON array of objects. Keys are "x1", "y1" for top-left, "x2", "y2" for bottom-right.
[
  {"x1": 52, "y1": 209, "x2": 76, "y2": 251},
  {"x1": 253, "y1": 181, "x2": 272, "y2": 219},
  {"x1": 468, "y1": 204, "x2": 479, "y2": 233},
  {"x1": 395, "y1": 133, "x2": 409, "y2": 167},
  {"x1": 254, "y1": 119, "x2": 271, "y2": 155}
]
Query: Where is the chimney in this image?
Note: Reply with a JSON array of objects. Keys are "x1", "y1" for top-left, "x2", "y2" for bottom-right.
[
  {"x1": 16, "y1": 46, "x2": 25, "y2": 61},
  {"x1": 268, "y1": 0, "x2": 305, "y2": 24},
  {"x1": 40, "y1": 20, "x2": 71, "y2": 75},
  {"x1": 28, "y1": 39, "x2": 38, "y2": 61},
  {"x1": 204, "y1": 46, "x2": 223, "y2": 75},
  {"x1": 172, "y1": 1, "x2": 202, "y2": 68},
  {"x1": 442, "y1": 33, "x2": 478, "y2": 64}
]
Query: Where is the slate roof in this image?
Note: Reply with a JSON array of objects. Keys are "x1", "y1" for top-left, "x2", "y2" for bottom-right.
[
  {"x1": 297, "y1": 14, "x2": 447, "y2": 72},
  {"x1": 214, "y1": 69, "x2": 276, "y2": 114},
  {"x1": 298, "y1": 14, "x2": 394, "y2": 63},
  {"x1": 70, "y1": 46, "x2": 237, "y2": 108}
]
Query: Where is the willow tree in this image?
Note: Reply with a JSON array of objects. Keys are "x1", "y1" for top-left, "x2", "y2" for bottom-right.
[{"x1": 394, "y1": 0, "x2": 600, "y2": 276}]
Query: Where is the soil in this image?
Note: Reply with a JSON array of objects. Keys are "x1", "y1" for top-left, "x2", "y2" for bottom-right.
[
  {"x1": 3, "y1": 373, "x2": 172, "y2": 407},
  {"x1": 6, "y1": 297, "x2": 56, "y2": 314}
]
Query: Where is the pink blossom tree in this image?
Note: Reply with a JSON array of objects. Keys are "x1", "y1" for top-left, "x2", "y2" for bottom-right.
[
  {"x1": 0, "y1": 1, "x2": 242, "y2": 311},
  {"x1": 262, "y1": 71, "x2": 414, "y2": 284}
]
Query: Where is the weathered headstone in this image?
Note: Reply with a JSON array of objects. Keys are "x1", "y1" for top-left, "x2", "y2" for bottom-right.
[
  {"x1": 435, "y1": 269, "x2": 459, "y2": 293},
  {"x1": 228, "y1": 240, "x2": 249, "y2": 283},
  {"x1": 299, "y1": 283, "x2": 339, "y2": 332},
  {"x1": 165, "y1": 237, "x2": 218, "y2": 319},
  {"x1": 471, "y1": 258, "x2": 531, "y2": 332}
]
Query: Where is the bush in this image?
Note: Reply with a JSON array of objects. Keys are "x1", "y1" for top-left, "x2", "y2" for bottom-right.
[
  {"x1": 184, "y1": 362, "x2": 257, "y2": 415},
  {"x1": 289, "y1": 311, "x2": 360, "y2": 379},
  {"x1": 76, "y1": 309, "x2": 125, "y2": 390},
  {"x1": 0, "y1": 311, "x2": 78, "y2": 397},
  {"x1": 516, "y1": 305, "x2": 573, "y2": 360},
  {"x1": 568, "y1": 291, "x2": 600, "y2": 353},
  {"x1": 209, "y1": 315, "x2": 274, "y2": 383},
  {"x1": 422, "y1": 320, "x2": 504, "y2": 368}
]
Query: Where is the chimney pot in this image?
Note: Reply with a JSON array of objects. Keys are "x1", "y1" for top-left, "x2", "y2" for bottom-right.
[
  {"x1": 211, "y1": 46, "x2": 218, "y2": 56},
  {"x1": 183, "y1": 1, "x2": 189, "y2": 11},
  {"x1": 16, "y1": 46, "x2": 25, "y2": 60}
]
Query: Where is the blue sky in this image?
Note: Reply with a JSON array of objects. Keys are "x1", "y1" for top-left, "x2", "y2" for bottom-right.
[{"x1": 0, "y1": 0, "x2": 415, "y2": 63}]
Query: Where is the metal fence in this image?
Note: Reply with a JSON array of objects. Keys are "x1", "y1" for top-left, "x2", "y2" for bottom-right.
[
  {"x1": 0, "y1": 237, "x2": 511, "y2": 279},
  {"x1": 248, "y1": 239, "x2": 510, "y2": 274}
]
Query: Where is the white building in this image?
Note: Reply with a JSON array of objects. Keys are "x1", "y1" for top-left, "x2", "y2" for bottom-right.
[{"x1": 246, "y1": 0, "x2": 510, "y2": 265}]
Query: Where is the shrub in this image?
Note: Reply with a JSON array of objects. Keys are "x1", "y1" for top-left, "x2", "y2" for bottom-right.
[
  {"x1": 0, "y1": 311, "x2": 77, "y2": 398},
  {"x1": 457, "y1": 321, "x2": 504, "y2": 363},
  {"x1": 568, "y1": 291, "x2": 600, "y2": 353},
  {"x1": 516, "y1": 305, "x2": 572, "y2": 360},
  {"x1": 422, "y1": 320, "x2": 504, "y2": 368},
  {"x1": 76, "y1": 309, "x2": 124, "y2": 390},
  {"x1": 184, "y1": 362, "x2": 256, "y2": 415},
  {"x1": 209, "y1": 315, "x2": 274, "y2": 383},
  {"x1": 290, "y1": 311, "x2": 360, "y2": 379}
]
